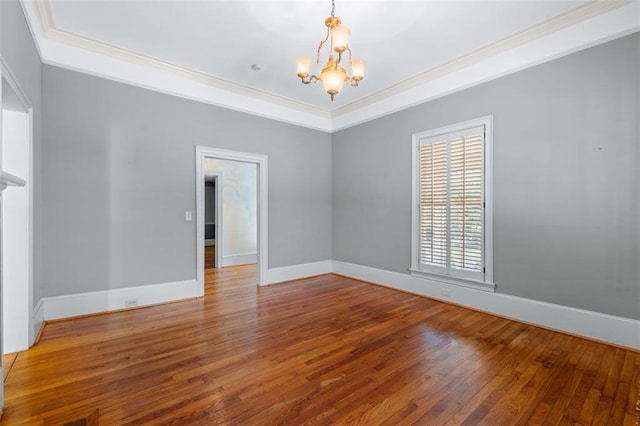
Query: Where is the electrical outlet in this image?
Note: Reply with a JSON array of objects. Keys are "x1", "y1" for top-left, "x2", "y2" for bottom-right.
[
  {"x1": 440, "y1": 288, "x2": 452, "y2": 298},
  {"x1": 125, "y1": 299, "x2": 138, "y2": 308}
]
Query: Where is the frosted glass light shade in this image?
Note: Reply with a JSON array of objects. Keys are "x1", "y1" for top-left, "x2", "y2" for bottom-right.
[
  {"x1": 331, "y1": 25, "x2": 350, "y2": 53},
  {"x1": 321, "y1": 68, "x2": 346, "y2": 95},
  {"x1": 296, "y1": 56, "x2": 312, "y2": 76},
  {"x1": 351, "y1": 59, "x2": 366, "y2": 80}
]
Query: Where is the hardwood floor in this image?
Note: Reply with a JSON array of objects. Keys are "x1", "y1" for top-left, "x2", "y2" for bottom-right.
[
  {"x1": 2, "y1": 267, "x2": 639, "y2": 424},
  {"x1": 2, "y1": 353, "x2": 17, "y2": 383},
  {"x1": 205, "y1": 245, "x2": 215, "y2": 269}
]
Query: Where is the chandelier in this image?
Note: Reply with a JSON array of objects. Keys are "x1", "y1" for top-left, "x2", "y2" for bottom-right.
[{"x1": 295, "y1": 0, "x2": 366, "y2": 101}]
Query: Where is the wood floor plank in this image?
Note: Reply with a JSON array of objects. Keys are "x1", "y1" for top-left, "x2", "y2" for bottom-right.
[
  {"x1": 2, "y1": 353, "x2": 18, "y2": 383},
  {"x1": 1, "y1": 267, "x2": 638, "y2": 425}
]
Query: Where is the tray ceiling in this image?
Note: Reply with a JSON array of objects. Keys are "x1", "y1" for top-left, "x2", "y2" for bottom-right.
[{"x1": 22, "y1": 0, "x2": 640, "y2": 131}]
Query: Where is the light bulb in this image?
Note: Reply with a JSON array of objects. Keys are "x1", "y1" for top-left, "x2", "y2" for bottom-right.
[
  {"x1": 321, "y1": 67, "x2": 347, "y2": 99},
  {"x1": 331, "y1": 25, "x2": 350, "y2": 53},
  {"x1": 296, "y1": 56, "x2": 311, "y2": 77},
  {"x1": 350, "y1": 59, "x2": 366, "y2": 81}
]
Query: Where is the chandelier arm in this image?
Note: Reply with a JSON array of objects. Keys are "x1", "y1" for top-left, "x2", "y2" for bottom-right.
[
  {"x1": 299, "y1": 75, "x2": 320, "y2": 85},
  {"x1": 317, "y1": 27, "x2": 331, "y2": 64},
  {"x1": 346, "y1": 46, "x2": 353, "y2": 64}
]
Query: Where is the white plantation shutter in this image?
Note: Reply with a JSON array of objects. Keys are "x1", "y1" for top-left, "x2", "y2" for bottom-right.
[
  {"x1": 419, "y1": 141, "x2": 448, "y2": 268},
  {"x1": 418, "y1": 126, "x2": 485, "y2": 280},
  {"x1": 449, "y1": 133, "x2": 483, "y2": 274}
]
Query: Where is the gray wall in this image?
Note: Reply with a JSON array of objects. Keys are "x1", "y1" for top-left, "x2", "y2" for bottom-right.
[
  {"x1": 42, "y1": 66, "x2": 332, "y2": 297},
  {"x1": 19, "y1": 10, "x2": 640, "y2": 320},
  {"x1": 1, "y1": 0, "x2": 43, "y2": 306},
  {"x1": 333, "y1": 33, "x2": 640, "y2": 320}
]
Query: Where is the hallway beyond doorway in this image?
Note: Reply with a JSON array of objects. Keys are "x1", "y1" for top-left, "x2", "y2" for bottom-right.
[
  {"x1": 205, "y1": 245, "x2": 215, "y2": 269},
  {"x1": 205, "y1": 245, "x2": 257, "y2": 293}
]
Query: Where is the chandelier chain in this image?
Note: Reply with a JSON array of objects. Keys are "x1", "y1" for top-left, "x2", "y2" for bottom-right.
[{"x1": 331, "y1": 0, "x2": 335, "y2": 17}]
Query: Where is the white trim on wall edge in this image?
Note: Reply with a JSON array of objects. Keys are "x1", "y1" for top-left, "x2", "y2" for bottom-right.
[
  {"x1": 332, "y1": 261, "x2": 640, "y2": 350},
  {"x1": 265, "y1": 260, "x2": 333, "y2": 286},
  {"x1": 19, "y1": 0, "x2": 331, "y2": 133},
  {"x1": 1, "y1": 55, "x2": 36, "y2": 353},
  {"x1": 19, "y1": 0, "x2": 639, "y2": 133},
  {"x1": 331, "y1": 3, "x2": 640, "y2": 131},
  {"x1": 27, "y1": 262, "x2": 638, "y2": 350},
  {"x1": 38, "y1": 280, "x2": 198, "y2": 321},
  {"x1": 222, "y1": 253, "x2": 257, "y2": 267},
  {"x1": 33, "y1": 260, "x2": 330, "y2": 324}
]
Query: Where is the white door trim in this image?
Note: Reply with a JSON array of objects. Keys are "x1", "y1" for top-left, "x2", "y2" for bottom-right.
[
  {"x1": 0, "y1": 56, "x2": 35, "y2": 352},
  {"x1": 195, "y1": 146, "x2": 268, "y2": 295},
  {"x1": 0, "y1": 52, "x2": 4, "y2": 416}
]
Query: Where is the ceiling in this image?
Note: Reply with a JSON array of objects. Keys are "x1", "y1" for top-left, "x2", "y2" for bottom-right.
[{"x1": 22, "y1": 0, "x2": 640, "y2": 131}]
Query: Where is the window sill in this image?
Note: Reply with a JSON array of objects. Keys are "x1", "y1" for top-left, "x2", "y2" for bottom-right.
[{"x1": 409, "y1": 268, "x2": 496, "y2": 293}]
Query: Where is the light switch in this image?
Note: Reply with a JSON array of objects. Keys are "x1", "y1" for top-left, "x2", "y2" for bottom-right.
[{"x1": 185, "y1": 211, "x2": 192, "y2": 221}]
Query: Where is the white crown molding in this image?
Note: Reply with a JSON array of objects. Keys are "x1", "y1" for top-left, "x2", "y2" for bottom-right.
[
  {"x1": 31, "y1": 0, "x2": 329, "y2": 120},
  {"x1": 20, "y1": 0, "x2": 640, "y2": 133},
  {"x1": 45, "y1": 29, "x2": 330, "y2": 118},
  {"x1": 18, "y1": 1, "x2": 45, "y2": 60},
  {"x1": 333, "y1": 1, "x2": 632, "y2": 118},
  {"x1": 20, "y1": 0, "x2": 333, "y2": 132},
  {"x1": 331, "y1": 0, "x2": 640, "y2": 131}
]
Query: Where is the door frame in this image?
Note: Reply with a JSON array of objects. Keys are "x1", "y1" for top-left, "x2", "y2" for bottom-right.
[
  {"x1": 0, "y1": 56, "x2": 35, "y2": 352},
  {"x1": 195, "y1": 146, "x2": 268, "y2": 296}
]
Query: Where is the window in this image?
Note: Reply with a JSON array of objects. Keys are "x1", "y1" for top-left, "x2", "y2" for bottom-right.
[{"x1": 411, "y1": 117, "x2": 494, "y2": 291}]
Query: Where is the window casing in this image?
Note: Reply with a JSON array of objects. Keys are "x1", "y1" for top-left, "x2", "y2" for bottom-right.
[{"x1": 411, "y1": 117, "x2": 494, "y2": 291}]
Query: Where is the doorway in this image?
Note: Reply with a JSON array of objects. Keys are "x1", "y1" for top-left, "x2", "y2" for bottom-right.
[
  {"x1": 1, "y1": 69, "x2": 34, "y2": 356},
  {"x1": 195, "y1": 147, "x2": 268, "y2": 297},
  {"x1": 204, "y1": 173, "x2": 222, "y2": 269},
  {"x1": 0, "y1": 62, "x2": 35, "y2": 413}
]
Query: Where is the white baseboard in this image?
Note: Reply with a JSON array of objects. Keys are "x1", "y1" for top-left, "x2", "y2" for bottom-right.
[
  {"x1": 205, "y1": 239, "x2": 215, "y2": 247},
  {"x1": 265, "y1": 260, "x2": 333, "y2": 285},
  {"x1": 332, "y1": 261, "x2": 640, "y2": 350},
  {"x1": 30, "y1": 261, "x2": 639, "y2": 350},
  {"x1": 222, "y1": 252, "x2": 256, "y2": 267},
  {"x1": 32, "y1": 298, "x2": 44, "y2": 343},
  {"x1": 41, "y1": 279, "x2": 198, "y2": 321}
]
